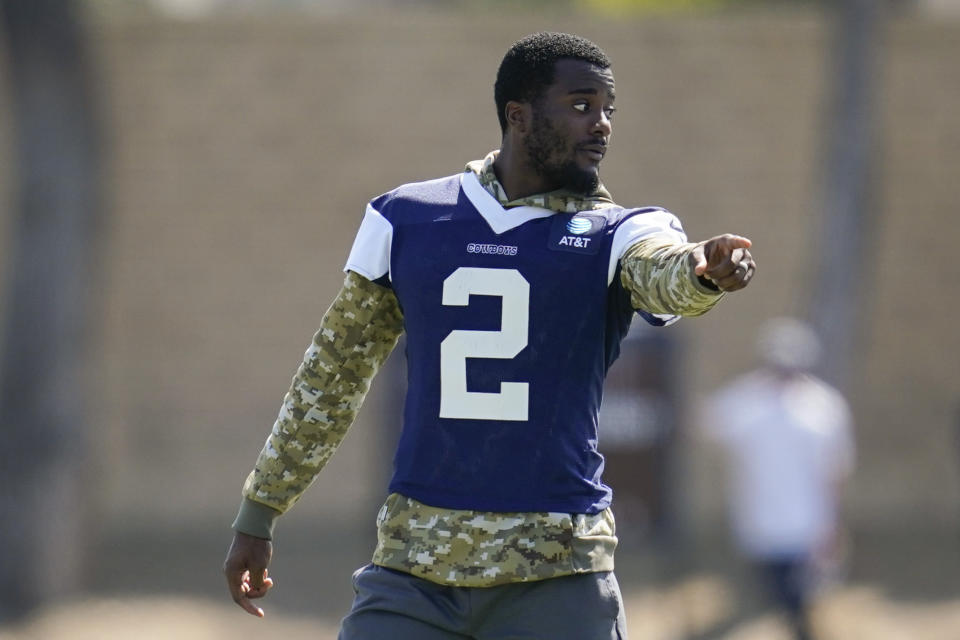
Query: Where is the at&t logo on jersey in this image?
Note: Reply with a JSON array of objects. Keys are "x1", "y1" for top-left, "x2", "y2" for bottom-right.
[
  {"x1": 549, "y1": 213, "x2": 605, "y2": 255},
  {"x1": 566, "y1": 218, "x2": 593, "y2": 235},
  {"x1": 559, "y1": 235, "x2": 592, "y2": 248}
]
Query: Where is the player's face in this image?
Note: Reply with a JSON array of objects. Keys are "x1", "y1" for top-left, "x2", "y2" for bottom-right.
[{"x1": 525, "y1": 59, "x2": 615, "y2": 195}]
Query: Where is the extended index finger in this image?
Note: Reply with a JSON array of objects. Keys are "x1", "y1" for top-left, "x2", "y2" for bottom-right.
[{"x1": 718, "y1": 234, "x2": 752, "y2": 250}]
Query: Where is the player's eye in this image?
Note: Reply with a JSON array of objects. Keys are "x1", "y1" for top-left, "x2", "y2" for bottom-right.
[
  {"x1": 572, "y1": 102, "x2": 589, "y2": 113},
  {"x1": 604, "y1": 106, "x2": 617, "y2": 119}
]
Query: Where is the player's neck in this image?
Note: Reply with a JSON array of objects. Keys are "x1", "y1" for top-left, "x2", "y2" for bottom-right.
[{"x1": 494, "y1": 142, "x2": 558, "y2": 201}]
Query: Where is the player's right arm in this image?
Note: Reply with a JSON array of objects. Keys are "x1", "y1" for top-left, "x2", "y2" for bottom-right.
[{"x1": 224, "y1": 270, "x2": 404, "y2": 616}]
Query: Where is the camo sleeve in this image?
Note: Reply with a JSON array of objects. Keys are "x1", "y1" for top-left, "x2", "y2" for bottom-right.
[
  {"x1": 232, "y1": 271, "x2": 404, "y2": 539},
  {"x1": 619, "y1": 234, "x2": 724, "y2": 317}
]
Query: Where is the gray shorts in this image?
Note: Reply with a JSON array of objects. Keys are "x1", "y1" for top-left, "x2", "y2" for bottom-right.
[{"x1": 338, "y1": 564, "x2": 627, "y2": 640}]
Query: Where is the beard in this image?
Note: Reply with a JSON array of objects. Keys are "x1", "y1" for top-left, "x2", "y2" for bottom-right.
[{"x1": 525, "y1": 112, "x2": 600, "y2": 195}]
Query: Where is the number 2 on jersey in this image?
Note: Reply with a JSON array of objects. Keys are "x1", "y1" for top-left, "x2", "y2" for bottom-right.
[{"x1": 439, "y1": 267, "x2": 529, "y2": 421}]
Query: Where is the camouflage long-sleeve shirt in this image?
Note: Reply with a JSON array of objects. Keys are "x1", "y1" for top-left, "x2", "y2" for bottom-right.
[{"x1": 233, "y1": 152, "x2": 724, "y2": 587}]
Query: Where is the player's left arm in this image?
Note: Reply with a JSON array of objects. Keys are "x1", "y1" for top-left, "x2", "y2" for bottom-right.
[{"x1": 619, "y1": 233, "x2": 755, "y2": 317}]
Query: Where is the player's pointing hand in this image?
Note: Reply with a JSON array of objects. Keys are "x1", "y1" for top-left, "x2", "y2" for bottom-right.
[{"x1": 691, "y1": 234, "x2": 756, "y2": 292}]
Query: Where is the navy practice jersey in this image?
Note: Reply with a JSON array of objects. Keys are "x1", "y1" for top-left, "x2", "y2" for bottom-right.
[{"x1": 345, "y1": 171, "x2": 687, "y2": 515}]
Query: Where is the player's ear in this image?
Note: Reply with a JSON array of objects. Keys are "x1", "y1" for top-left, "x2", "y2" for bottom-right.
[{"x1": 504, "y1": 101, "x2": 531, "y2": 135}]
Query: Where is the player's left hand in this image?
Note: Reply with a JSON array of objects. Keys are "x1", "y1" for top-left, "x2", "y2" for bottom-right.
[{"x1": 691, "y1": 234, "x2": 756, "y2": 292}]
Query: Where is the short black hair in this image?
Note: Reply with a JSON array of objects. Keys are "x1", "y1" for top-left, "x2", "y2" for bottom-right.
[{"x1": 494, "y1": 32, "x2": 611, "y2": 134}]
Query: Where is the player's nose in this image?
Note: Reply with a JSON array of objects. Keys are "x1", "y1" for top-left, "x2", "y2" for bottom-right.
[{"x1": 591, "y1": 111, "x2": 612, "y2": 138}]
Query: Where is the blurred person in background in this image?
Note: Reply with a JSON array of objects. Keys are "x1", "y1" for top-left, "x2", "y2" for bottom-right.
[
  {"x1": 224, "y1": 32, "x2": 756, "y2": 639},
  {"x1": 702, "y1": 318, "x2": 855, "y2": 640}
]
